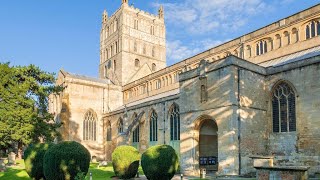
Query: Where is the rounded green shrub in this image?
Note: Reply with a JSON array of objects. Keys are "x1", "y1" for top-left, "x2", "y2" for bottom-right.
[
  {"x1": 141, "y1": 145, "x2": 179, "y2": 180},
  {"x1": 112, "y1": 145, "x2": 140, "y2": 179},
  {"x1": 24, "y1": 143, "x2": 54, "y2": 180},
  {"x1": 43, "y1": 141, "x2": 91, "y2": 180}
]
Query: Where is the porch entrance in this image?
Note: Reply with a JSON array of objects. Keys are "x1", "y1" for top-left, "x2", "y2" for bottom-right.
[{"x1": 199, "y1": 119, "x2": 218, "y2": 171}]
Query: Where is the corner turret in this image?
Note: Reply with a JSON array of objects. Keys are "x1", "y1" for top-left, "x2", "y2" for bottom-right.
[
  {"x1": 158, "y1": 5, "x2": 164, "y2": 19},
  {"x1": 102, "y1": 10, "x2": 108, "y2": 24}
]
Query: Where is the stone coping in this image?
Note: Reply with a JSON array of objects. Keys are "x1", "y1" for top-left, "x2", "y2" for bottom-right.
[
  {"x1": 249, "y1": 155, "x2": 274, "y2": 159},
  {"x1": 254, "y1": 166, "x2": 309, "y2": 171}
]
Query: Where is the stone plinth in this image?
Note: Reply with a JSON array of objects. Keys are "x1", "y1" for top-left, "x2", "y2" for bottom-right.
[
  {"x1": 250, "y1": 155, "x2": 274, "y2": 167},
  {"x1": 255, "y1": 166, "x2": 309, "y2": 180}
]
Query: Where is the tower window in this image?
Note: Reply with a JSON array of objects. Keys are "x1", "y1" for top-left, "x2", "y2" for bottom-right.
[
  {"x1": 143, "y1": 44, "x2": 146, "y2": 54},
  {"x1": 134, "y1": 19, "x2": 139, "y2": 30},
  {"x1": 150, "y1": 25, "x2": 155, "y2": 35},
  {"x1": 115, "y1": 41, "x2": 118, "y2": 53},
  {"x1": 152, "y1": 47, "x2": 155, "y2": 57},
  {"x1": 134, "y1": 41, "x2": 137, "y2": 52},
  {"x1": 152, "y1": 63, "x2": 156, "y2": 71},
  {"x1": 135, "y1": 59, "x2": 140, "y2": 67}
]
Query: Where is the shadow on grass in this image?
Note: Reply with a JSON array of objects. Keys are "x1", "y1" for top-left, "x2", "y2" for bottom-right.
[
  {"x1": 0, "y1": 160, "x2": 31, "y2": 180},
  {"x1": 86, "y1": 163, "x2": 115, "y2": 180},
  {"x1": 87, "y1": 163, "x2": 144, "y2": 180}
]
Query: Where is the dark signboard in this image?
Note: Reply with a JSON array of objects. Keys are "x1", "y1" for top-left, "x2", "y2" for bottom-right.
[{"x1": 199, "y1": 156, "x2": 217, "y2": 165}]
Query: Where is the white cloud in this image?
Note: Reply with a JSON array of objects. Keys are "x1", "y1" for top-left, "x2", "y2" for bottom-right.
[
  {"x1": 166, "y1": 39, "x2": 229, "y2": 65},
  {"x1": 154, "y1": 0, "x2": 272, "y2": 34},
  {"x1": 150, "y1": 0, "x2": 281, "y2": 65}
]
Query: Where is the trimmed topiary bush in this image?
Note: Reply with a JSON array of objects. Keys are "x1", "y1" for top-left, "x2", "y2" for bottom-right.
[
  {"x1": 112, "y1": 145, "x2": 140, "y2": 179},
  {"x1": 24, "y1": 143, "x2": 54, "y2": 180},
  {"x1": 43, "y1": 141, "x2": 91, "y2": 180},
  {"x1": 141, "y1": 145, "x2": 179, "y2": 180}
]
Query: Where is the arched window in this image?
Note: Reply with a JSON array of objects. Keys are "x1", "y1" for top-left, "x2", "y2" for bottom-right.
[
  {"x1": 246, "y1": 45, "x2": 251, "y2": 58},
  {"x1": 317, "y1": 21, "x2": 320, "y2": 36},
  {"x1": 149, "y1": 110, "x2": 158, "y2": 142},
  {"x1": 134, "y1": 19, "x2": 139, "y2": 30},
  {"x1": 114, "y1": 60, "x2": 116, "y2": 70},
  {"x1": 118, "y1": 118, "x2": 123, "y2": 133},
  {"x1": 132, "y1": 113, "x2": 139, "y2": 143},
  {"x1": 311, "y1": 21, "x2": 316, "y2": 38},
  {"x1": 143, "y1": 44, "x2": 146, "y2": 54},
  {"x1": 132, "y1": 126, "x2": 139, "y2": 142},
  {"x1": 292, "y1": 28, "x2": 299, "y2": 43},
  {"x1": 275, "y1": 34, "x2": 281, "y2": 48},
  {"x1": 306, "y1": 25, "x2": 310, "y2": 39},
  {"x1": 150, "y1": 25, "x2": 155, "y2": 35},
  {"x1": 264, "y1": 41, "x2": 268, "y2": 53},
  {"x1": 106, "y1": 121, "x2": 111, "y2": 141},
  {"x1": 283, "y1": 31, "x2": 290, "y2": 45},
  {"x1": 114, "y1": 20, "x2": 118, "y2": 31},
  {"x1": 115, "y1": 41, "x2": 118, "y2": 53},
  {"x1": 104, "y1": 65, "x2": 107, "y2": 78},
  {"x1": 83, "y1": 110, "x2": 97, "y2": 141},
  {"x1": 170, "y1": 104, "x2": 180, "y2": 141},
  {"x1": 256, "y1": 40, "x2": 268, "y2": 56},
  {"x1": 134, "y1": 41, "x2": 137, "y2": 52},
  {"x1": 106, "y1": 26, "x2": 109, "y2": 38},
  {"x1": 152, "y1": 47, "x2": 155, "y2": 57},
  {"x1": 272, "y1": 82, "x2": 296, "y2": 133},
  {"x1": 135, "y1": 59, "x2": 140, "y2": 67},
  {"x1": 155, "y1": 79, "x2": 161, "y2": 89},
  {"x1": 152, "y1": 63, "x2": 156, "y2": 71},
  {"x1": 200, "y1": 85, "x2": 207, "y2": 103}
]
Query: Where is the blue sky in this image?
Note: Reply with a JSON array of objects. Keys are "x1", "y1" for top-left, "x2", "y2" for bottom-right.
[{"x1": 0, "y1": 0, "x2": 319, "y2": 77}]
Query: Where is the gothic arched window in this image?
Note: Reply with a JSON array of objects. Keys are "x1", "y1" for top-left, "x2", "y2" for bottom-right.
[
  {"x1": 132, "y1": 125, "x2": 140, "y2": 143},
  {"x1": 149, "y1": 110, "x2": 158, "y2": 142},
  {"x1": 106, "y1": 121, "x2": 112, "y2": 141},
  {"x1": 118, "y1": 118, "x2": 123, "y2": 133},
  {"x1": 83, "y1": 110, "x2": 97, "y2": 141},
  {"x1": 170, "y1": 104, "x2": 180, "y2": 141},
  {"x1": 272, "y1": 82, "x2": 296, "y2": 133}
]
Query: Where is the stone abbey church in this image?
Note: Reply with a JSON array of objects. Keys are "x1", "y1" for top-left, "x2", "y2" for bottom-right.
[{"x1": 49, "y1": 0, "x2": 320, "y2": 176}]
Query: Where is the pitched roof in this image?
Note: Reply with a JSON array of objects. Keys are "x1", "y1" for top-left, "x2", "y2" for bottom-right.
[{"x1": 259, "y1": 46, "x2": 320, "y2": 67}]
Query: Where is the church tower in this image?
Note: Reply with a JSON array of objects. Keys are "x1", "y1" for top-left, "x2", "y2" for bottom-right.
[{"x1": 99, "y1": 0, "x2": 166, "y2": 85}]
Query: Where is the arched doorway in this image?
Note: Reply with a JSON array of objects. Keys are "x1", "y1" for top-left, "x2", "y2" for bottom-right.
[{"x1": 199, "y1": 119, "x2": 218, "y2": 171}]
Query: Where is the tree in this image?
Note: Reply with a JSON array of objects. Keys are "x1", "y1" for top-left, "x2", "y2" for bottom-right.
[{"x1": 0, "y1": 63, "x2": 63, "y2": 156}]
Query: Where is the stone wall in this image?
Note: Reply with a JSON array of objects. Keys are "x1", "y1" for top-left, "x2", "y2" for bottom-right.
[{"x1": 266, "y1": 57, "x2": 320, "y2": 176}]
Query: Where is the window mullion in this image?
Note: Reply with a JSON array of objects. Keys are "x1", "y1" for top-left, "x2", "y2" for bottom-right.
[{"x1": 278, "y1": 98, "x2": 281, "y2": 133}]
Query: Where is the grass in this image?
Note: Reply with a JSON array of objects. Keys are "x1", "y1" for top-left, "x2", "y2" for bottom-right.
[{"x1": 0, "y1": 159, "x2": 144, "y2": 180}]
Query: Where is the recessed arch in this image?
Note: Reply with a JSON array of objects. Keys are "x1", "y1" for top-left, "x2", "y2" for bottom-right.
[{"x1": 193, "y1": 115, "x2": 218, "y2": 172}]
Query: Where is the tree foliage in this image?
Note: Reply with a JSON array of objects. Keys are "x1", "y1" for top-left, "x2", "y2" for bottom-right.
[{"x1": 0, "y1": 62, "x2": 63, "y2": 151}]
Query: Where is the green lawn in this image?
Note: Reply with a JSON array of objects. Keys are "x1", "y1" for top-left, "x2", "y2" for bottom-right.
[{"x1": 0, "y1": 159, "x2": 144, "y2": 180}]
